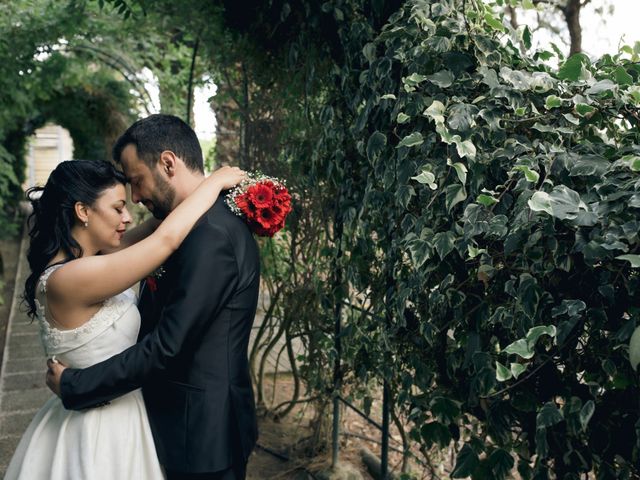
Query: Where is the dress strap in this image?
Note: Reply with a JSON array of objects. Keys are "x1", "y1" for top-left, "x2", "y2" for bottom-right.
[{"x1": 39, "y1": 264, "x2": 65, "y2": 294}]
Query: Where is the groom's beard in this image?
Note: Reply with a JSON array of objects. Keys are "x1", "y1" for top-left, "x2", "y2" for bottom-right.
[{"x1": 148, "y1": 170, "x2": 176, "y2": 219}]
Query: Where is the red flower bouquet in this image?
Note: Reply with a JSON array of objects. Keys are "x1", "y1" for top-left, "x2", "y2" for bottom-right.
[{"x1": 226, "y1": 173, "x2": 292, "y2": 237}]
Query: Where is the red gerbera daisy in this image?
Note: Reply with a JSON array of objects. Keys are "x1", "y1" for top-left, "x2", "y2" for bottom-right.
[{"x1": 247, "y1": 183, "x2": 274, "y2": 208}]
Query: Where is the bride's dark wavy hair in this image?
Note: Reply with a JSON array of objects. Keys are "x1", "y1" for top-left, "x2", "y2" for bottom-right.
[{"x1": 23, "y1": 160, "x2": 126, "y2": 318}]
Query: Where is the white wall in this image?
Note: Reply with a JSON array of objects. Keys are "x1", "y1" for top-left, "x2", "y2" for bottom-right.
[{"x1": 24, "y1": 124, "x2": 74, "y2": 188}]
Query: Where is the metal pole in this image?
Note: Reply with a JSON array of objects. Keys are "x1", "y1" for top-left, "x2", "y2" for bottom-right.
[
  {"x1": 381, "y1": 230, "x2": 395, "y2": 479},
  {"x1": 331, "y1": 194, "x2": 345, "y2": 468},
  {"x1": 381, "y1": 376, "x2": 390, "y2": 478},
  {"x1": 332, "y1": 287, "x2": 342, "y2": 468},
  {"x1": 332, "y1": 386, "x2": 340, "y2": 467}
]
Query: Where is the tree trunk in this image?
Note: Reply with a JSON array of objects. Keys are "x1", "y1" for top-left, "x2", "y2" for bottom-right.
[
  {"x1": 239, "y1": 62, "x2": 250, "y2": 171},
  {"x1": 562, "y1": 0, "x2": 582, "y2": 56},
  {"x1": 185, "y1": 37, "x2": 200, "y2": 127},
  {"x1": 506, "y1": 5, "x2": 518, "y2": 30}
]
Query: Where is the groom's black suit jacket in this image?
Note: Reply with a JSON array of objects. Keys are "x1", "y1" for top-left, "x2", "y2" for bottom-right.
[{"x1": 60, "y1": 197, "x2": 260, "y2": 473}]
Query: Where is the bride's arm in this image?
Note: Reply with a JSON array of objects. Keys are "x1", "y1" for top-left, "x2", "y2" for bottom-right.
[{"x1": 46, "y1": 166, "x2": 245, "y2": 307}]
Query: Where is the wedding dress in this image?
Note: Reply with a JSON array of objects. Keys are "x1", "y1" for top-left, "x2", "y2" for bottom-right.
[{"x1": 4, "y1": 264, "x2": 164, "y2": 479}]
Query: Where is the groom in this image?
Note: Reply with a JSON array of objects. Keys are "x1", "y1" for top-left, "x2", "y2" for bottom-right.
[{"x1": 46, "y1": 114, "x2": 260, "y2": 479}]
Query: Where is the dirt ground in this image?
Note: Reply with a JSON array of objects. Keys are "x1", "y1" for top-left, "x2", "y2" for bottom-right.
[{"x1": 253, "y1": 374, "x2": 433, "y2": 479}]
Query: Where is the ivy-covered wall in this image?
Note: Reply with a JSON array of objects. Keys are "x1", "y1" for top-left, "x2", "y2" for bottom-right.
[
  {"x1": 209, "y1": 0, "x2": 640, "y2": 476},
  {"x1": 314, "y1": 2, "x2": 640, "y2": 477}
]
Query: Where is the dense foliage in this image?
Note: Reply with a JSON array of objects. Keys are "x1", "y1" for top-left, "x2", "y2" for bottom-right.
[
  {"x1": 208, "y1": 1, "x2": 640, "y2": 476},
  {"x1": 313, "y1": 2, "x2": 640, "y2": 477}
]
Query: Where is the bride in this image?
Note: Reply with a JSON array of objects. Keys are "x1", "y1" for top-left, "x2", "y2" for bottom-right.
[{"x1": 5, "y1": 159, "x2": 245, "y2": 479}]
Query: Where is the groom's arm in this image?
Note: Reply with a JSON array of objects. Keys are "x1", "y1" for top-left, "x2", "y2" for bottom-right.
[{"x1": 59, "y1": 222, "x2": 238, "y2": 410}]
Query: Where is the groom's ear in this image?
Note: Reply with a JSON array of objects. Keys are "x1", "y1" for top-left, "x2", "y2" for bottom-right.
[{"x1": 159, "y1": 150, "x2": 178, "y2": 178}]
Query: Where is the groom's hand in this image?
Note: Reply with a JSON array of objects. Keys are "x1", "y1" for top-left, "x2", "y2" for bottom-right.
[{"x1": 46, "y1": 358, "x2": 67, "y2": 397}]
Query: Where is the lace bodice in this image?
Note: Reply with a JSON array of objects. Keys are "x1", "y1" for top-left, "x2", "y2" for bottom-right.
[{"x1": 36, "y1": 264, "x2": 141, "y2": 368}]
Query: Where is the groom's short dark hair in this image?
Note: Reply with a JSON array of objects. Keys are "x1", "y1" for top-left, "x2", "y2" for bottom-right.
[{"x1": 112, "y1": 114, "x2": 204, "y2": 173}]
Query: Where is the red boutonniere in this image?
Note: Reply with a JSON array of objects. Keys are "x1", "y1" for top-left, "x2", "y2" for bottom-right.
[
  {"x1": 145, "y1": 266, "x2": 165, "y2": 293},
  {"x1": 225, "y1": 173, "x2": 292, "y2": 237},
  {"x1": 145, "y1": 276, "x2": 158, "y2": 292}
]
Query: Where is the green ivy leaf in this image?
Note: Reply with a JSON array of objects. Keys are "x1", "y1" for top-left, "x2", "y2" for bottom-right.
[
  {"x1": 545, "y1": 95, "x2": 562, "y2": 109},
  {"x1": 397, "y1": 112, "x2": 410, "y2": 124},
  {"x1": 404, "y1": 73, "x2": 427, "y2": 86},
  {"x1": 477, "y1": 194, "x2": 498, "y2": 207},
  {"x1": 427, "y1": 69, "x2": 455, "y2": 88},
  {"x1": 397, "y1": 185, "x2": 415, "y2": 209},
  {"x1": 411, "y1": 168, "x2": 438, "y2": 190},
  {"x1": 563, "y1": 113, "x2": 580, "y2": 125},
  {"x1": 522, "y1": 25, "x2": 532, "y2": 50},
  {"x1": 528, "y1": 186, "x2": 586, "y2": 221},
  {"x1": 448, "y1": 103, "x2": 479, "y2": 133},
  {"x1": 569, "y1": 154, "x2": 610, "y2": 176},
  {"x1": 424, "y1": 100, "x2": 446, "y2": 123},
  {"x1": 467, "y1": 244, "x2": 487, "y2": 259},
  {"x1": 585, "y1": 79, "x2": 616, "y2": 95},
  {"x1": 510, "y1": 363, "x2": 526, "y2": 379},
  {"x1": 629, "y1": 326, "x2": 640, "y2": 371},
  {"x1": 455, "y1": 139, "x2": 476, "y2": 160},
  {"x1": 614, "y1": 66, "x2": 633, "y2": 85},
  {"x1": 484, "y1": 12, "x2": 506, "y2": 32},
  {"x1": 503, "y1": 339, "x2": 534, "y2": 359},
  {"x1": 616, "y1": 254, "x2": 640, "y2": 267},
  {"x1": 531, "y1": 122, "x2": 555, "y2": 133},
  {"x1": 452, "y1": 444, "x2": 480, "y2": 478},
  {"x1": 575, "y1": 103, "x2": 596, "y2": 117},
  {"x1": 446, "y1": 184, "x2": 467, "y2": 212},
  {"x1": 488, "y1": 449, "x2": 515, "y2": 479},
  {"x1": 430, "y1": 396, "x2": 461, "y2": 424},
  {"x1": 420, "y1": 421, "x2": 451, "y2": 448},
  {"x1": 558, "y1": 53, "x2": 590, "y2": 81},
  {"x1": 397, "y1": 132, "x2": 424, "y2": 148},
  {"x1": 537, "y1": 402, "x2": 564, "y2": 429},
  {"x1": 448, "y1": 159, "x2": 468, "y2": 184},
  {"x1": 630, "y1": 85, "x2": 640, "y2": 104},
  {"x1": 512, "y1": 165, "x2": 540, "y2": 183},
  {"x1": 526, "y1": 325, "x2": 556, "y2": 346},
  {"x1": 437, "y1": 123, "x2": 457, "y2": 144},
  {"x1": 366, "y1": 131, "x2": 386, "y2": 161},
  {"x1": 408, "y1": 238, "x2": 431, "y2": 268},
  {"x1": 528, "y1": 191, "x2": 553, "y2": 215},
  {"x1": 619, "y1": 155, "x2": 640, "y2": 171},
  {"x1": 362, "y1": 42, "x2": 376, "y2": 63},
  {"x1": 425, "y1": 35, "x2": 451, "y2": 53},
  {"x1": 536, "y1": 428, "x2": 549, "y2": 459},
  {"x1": 434, "y1": 231, "x2": 456, "y2": 259},
  {"x1": 496, "y1": 361, "x2": 512, "y2": 381},
  {"x1": 579, "y1": 400, "x2": 595, "y2": 432}
]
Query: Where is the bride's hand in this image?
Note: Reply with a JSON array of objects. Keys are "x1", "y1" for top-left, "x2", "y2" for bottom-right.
[
  {"x1": 208, "y1": 166, "x2": 246, "y2": 190},
  {"x1": 46, "y1": 357, "x2": 67, "y2": 397}
]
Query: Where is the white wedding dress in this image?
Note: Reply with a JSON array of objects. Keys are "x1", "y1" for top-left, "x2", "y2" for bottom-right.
[{"x1": 5, "y1": 264, "x2": 164, "y2": 479}]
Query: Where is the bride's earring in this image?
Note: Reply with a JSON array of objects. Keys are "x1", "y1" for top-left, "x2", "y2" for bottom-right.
[{"x1": 84, "y1": 221, "x2": 89, "y2": 228}]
